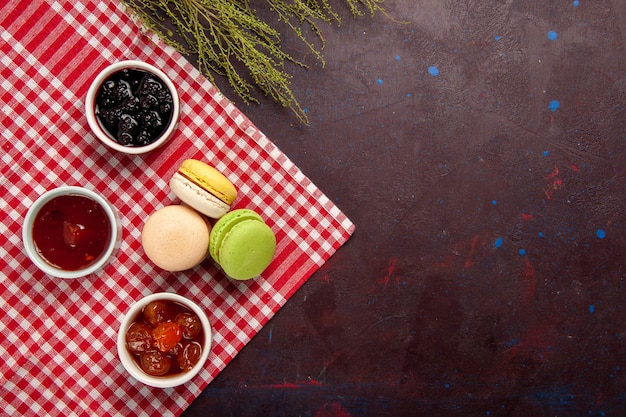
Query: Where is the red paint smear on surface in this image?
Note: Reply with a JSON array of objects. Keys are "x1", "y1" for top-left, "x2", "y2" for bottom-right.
[
  {"x1": 544, "y1": 177, "x2": 563, "y2": 199},
  {"x1": 436, "y1": 233, "x2": 492, "y2": 270},
  {"x1": 464, "y1": 234, "x2": 480, "y2": 268},
  {"x1": 596, "y1": 391, "x2": 604, "y2": 406},
  {"x1": 308, "y1": 378, "x2": 323, "y2": 386},
  {"x1": 545, "y1": 165, "x2": 559, "y2": 180},
  {"x1": 544, "y1": 165, "x2": 563, "y2": 199},
  {"x1": 564, "y1": 156, "x2": 580, "y2": 172},
  {"x1": 521, "y1": 257, "x2": 536, "y2": 305},
  {"x1": 379, "y1": 257, "x2": 397, "y2": 290},
  {"x1": 315, "y1": 401, "x2": 354, "y2": 417},
  {"x1": 521, "y1": 213, "x2": 535, "y2": 221},
  {"x1": 254, "y1": 379, "x2": 324, "y2": 390}
]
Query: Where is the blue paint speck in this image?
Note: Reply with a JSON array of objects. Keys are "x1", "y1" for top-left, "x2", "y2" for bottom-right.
[
  {"x1": 538, "y1": 232, "x2": 545, "y2": 237},
  {"x1": 495, "y1": 35, "x2": 501, "y2": 41},
  {"x1": 428, "y1": 66, "x2": 440, "y2": 77},
  {"x1": 573, "y1": 0, "x2": 579, "y2": 7},
  {"x1": 377, "y1": 78, "x2": 383, "y2": 85},
  {"x1": 548, "y1": 31, "x2": 558, "y2": 41},
  {"x1": 395, "y1": 55, "x2": 401, "y2": 61},
  {"x1": 548, "y1": 100, "x2": 560, "y2": 112},
  {"x1": 495, "y1": 237, "x2": 504, "y2": 248},
  {"x1": 519, "y1": 248, "x2": 526, "y2": 256},
  {"x1": 445, "y1": 383, "x2": 451, "y2": 389},
  {"x1": 589, "y1": 304, "x2": 595, "y2": 314},
  {"x1": 596, "y1": 229, "x2": 606, "y2": 239},
  {"x1": 543, "y1": 150, "x2": 550, "y2": 157},
  {"x1": 491, "y1": 200, "x2": 497, "y2": 206}
]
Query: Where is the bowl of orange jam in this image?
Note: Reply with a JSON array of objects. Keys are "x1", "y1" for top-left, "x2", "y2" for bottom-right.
[{"x1": 117, "y1": 292, "x2": 212, "y2": 388}]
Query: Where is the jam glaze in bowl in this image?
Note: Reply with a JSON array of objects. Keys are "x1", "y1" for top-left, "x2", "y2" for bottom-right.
[
  {"x1": 117, "y1": 292, "x2": 212, "y2": 388},
  {"x1": 85, "y1": 60, "x2": 180, "y2": 155},
  {"x1": 22, "y1": 186, "x2": 121, "y2": 279}
]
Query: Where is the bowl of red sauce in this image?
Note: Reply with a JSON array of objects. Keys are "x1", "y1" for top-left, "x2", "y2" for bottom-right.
[
  {"x1": 85, "y1": 60, "x2": 180, "y2": 155},
  {"x1": 22, "y1": 186, "x2": 120, "y2": 279},
  {"x1": 117, "y1": 292, "x2": 212, "y2": 388}
]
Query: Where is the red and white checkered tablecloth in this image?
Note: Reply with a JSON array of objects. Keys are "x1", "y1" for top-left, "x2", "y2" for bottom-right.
[{"x1": 0, "y1": 1, "x2": 354, "y2": 415}]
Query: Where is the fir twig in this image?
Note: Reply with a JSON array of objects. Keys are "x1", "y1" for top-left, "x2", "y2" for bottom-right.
[{"x1": 120, "y1": 0, "x2": 386, "y2": 123}]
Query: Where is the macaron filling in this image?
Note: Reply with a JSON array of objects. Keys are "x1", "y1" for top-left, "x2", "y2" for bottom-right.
[
  {"x1": 176, "y1": 170, "x2": 227, "y2": 204},
  {"x1": 170, "y1": 159, "x2": 237, "y2": 219},
  {"x1": 170, "y1": 172, "x2": 230, "y2": 217}
]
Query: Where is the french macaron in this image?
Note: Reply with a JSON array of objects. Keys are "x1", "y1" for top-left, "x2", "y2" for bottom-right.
[
  {"x1": 141, "y1": 205, "x2": 211, "y2": 272},
  {"x1": 209, "y1": 209, "x2": 276, "y2": 280},
  {"x1": 170, "y1": 159, "x2": 237, "y2": 219}
]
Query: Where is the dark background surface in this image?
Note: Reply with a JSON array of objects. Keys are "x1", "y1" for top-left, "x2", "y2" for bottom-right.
[{"x1": 182, "y1": 1, "x2": 625, "y2": 416}]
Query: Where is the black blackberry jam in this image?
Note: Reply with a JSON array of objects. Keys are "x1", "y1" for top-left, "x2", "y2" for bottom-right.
[{"x1": 95, "y1": 68, "x2": 174, "y2": 147}]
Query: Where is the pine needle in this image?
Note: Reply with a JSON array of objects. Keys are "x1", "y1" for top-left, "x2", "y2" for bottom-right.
[{"x1": 120, "y1": 0, "x2": 385, "y2": 124}]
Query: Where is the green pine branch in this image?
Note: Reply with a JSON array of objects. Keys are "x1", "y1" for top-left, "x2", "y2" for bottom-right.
[{"x1": 120, "y1": 0, "x2": 386, "y2": 124}]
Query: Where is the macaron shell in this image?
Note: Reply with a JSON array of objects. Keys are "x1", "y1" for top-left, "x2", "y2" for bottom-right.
[
  {"x1": 178, "y1": 159, "x2": 237, "y2": 205},
  {"x1": 209, "y1": 209, "x2": 264, "y2": 263},
  {"x1": 170, "y1": 173, "x2": 230, "y2": 218},
  {"x1": 216, "y1": 220, "x2": 276, "y2": 280},
  {"x1": 141, "y1": 205, "x2": 211, "y2": 272}
]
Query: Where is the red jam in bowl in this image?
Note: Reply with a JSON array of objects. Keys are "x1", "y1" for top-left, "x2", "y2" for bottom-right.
[{"x1": 32, "y1": 194, "x2": 112, "y2": 271}]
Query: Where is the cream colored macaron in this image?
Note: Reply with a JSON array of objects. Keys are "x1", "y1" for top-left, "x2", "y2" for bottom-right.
[{"x1": 141, "y1": 205, "x2": 211, "y2": 272}]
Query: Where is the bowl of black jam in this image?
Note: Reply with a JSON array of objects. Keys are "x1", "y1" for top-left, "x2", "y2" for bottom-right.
[{"x1": 85, "y1": 60, "x2": 180, "y2": 155}]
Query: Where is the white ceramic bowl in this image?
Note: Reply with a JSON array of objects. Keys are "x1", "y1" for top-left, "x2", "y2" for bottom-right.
[
  {"x1": 85, "y1": 60, "x2": 180, "y2": 155},
  {"x1": 22, "y1": 186, "x2": 120, "y2": 279},
  {"x1": 117, "y1": 292, "x2": 212, "y2": 388}
]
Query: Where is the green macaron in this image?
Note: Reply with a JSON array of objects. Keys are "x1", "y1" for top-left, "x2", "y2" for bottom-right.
[{"x1": 209, "y1": 209, "x2": 276, "y2": 280}]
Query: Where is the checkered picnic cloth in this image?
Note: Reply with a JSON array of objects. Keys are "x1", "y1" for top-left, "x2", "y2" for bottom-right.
[{"x1": 0, "y1": 1, "x2": 354, "y2": 415}]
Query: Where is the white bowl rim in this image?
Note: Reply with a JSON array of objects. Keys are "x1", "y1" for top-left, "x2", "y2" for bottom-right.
[
  {"x1": 22, "y1": 185, "x2": 119, "y2": 279},
  {"x1": 84, "y1": 60, "x2": 180, "y2": 155},
  {"x1": 116, "y1": 292, "x2": 213, "y2": 388}
]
